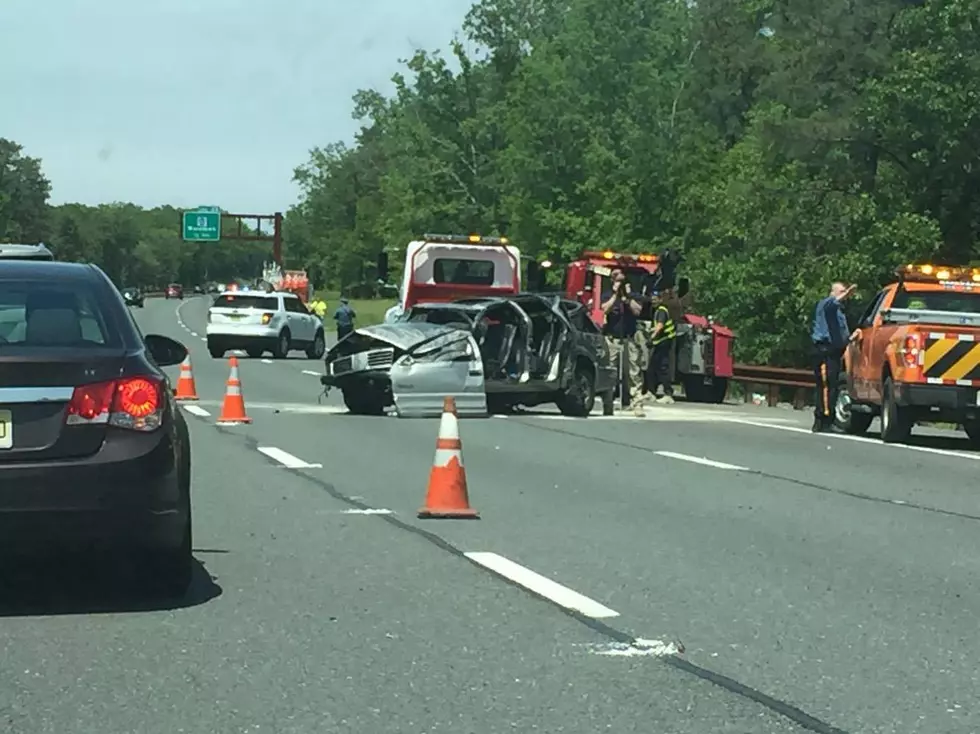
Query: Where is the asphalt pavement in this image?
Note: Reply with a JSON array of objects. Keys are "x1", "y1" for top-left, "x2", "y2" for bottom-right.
[{"x1": 3, "y1": 295, "x2": 980, "y2": 733}]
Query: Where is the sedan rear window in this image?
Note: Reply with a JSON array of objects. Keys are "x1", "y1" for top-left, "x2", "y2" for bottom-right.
[
  {"x1": 0, "y1": 281, "x2": 114, "y2": 347},
  {"x1": 213, "y1": 295, "x2": 278, "y2": 310}
]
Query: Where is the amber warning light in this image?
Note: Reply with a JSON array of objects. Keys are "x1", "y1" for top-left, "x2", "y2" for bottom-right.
[
  {"x1": 582, "y1": 251, "x2": 659, "y2": 263},
  {"x1": 901, "y1": 264, "x2": 980, "y2": 283}
]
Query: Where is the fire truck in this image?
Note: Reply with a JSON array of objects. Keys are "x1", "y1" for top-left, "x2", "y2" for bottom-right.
[{"x1": 539, "y1": 250, "x2": 735, "y2": 403}]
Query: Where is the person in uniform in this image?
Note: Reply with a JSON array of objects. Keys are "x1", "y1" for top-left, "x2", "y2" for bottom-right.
[
  {"x1": 601, "y1": 269, "x2": 646, "y2": 417},
  {"x1": 333, "y1": 297, "x2": 357, "y2": 341},
  {"x1": 647, "y1": 290, "x2": 676, "y2": 404},
  {"x1": 309, "y1": 296, "x2": 327, "y2": 323},
  {"x1": 811, "y1": 281, "x2": 858, "y2": 432}
]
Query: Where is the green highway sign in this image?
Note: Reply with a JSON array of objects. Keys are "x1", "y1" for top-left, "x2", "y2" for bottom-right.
[{"x1": 182, "y1": 207, "x2": 222, "y2": 242}]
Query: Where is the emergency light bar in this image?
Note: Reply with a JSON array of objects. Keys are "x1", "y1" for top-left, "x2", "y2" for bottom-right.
[
  {"x1": 899, "y1": 263, "x2": 980, "y2": 283},
  {"x1": 581, "y1": 251, "x2": 659, "y2": 263},
  {"x1": 422, "y1": 233, "x2": 510, "y2": 246}
]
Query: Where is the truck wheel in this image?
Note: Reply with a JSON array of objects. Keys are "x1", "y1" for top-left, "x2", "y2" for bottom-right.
[
  {"x1": 834, "y1": 382, "x2": 873, "y2": 435},
  {"x1": 708, "y1": 378, "x2": 728, "y2": 404},
  {"x1": 557, "y1": 363, "x2": 596, "y2": 417},
  {"x1": 880, "y1": 376, "x2": 912, "y2": 443}
]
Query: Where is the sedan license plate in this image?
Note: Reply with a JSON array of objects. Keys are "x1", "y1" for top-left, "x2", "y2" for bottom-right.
[
  {"x1": 229, "y1": 314, "x2": 242, "y2": 321},
  {"x1": 0, "y1": 409, "x2": 11, "y2": 450}
]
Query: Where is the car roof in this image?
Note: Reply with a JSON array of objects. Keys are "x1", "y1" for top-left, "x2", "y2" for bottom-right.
[
  {"x1": 215, "y1": 289, "x2": 281, "y2": 298},
  {"x1": 0, "y1": 243, "x2": 55, "y2": 259},
  {"x1": 0, "y1": 259, "x2": 101, "y2": 282}
]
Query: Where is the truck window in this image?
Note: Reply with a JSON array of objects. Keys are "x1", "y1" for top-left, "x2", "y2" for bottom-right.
[
  {"x1": 892, "y1": 290, "x2": 980, "y2": 313},
  {"x1": 433, "y1": 259, "x2": 494, "y2": 286}
]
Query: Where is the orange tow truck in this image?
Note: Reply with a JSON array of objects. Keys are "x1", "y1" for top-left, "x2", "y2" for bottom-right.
[{"x1": 837, "y1": 263, "x2": 980, "y2": 444}]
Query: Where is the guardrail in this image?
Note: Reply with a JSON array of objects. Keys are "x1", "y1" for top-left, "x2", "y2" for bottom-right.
[{"x1": 732, "y1": 364, "x2": 815, "y2": 409}]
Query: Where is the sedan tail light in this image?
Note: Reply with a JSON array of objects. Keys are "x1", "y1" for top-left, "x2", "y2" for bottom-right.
[{"x1": 66, "y1": 376, "x2": 165, "y2": 432}]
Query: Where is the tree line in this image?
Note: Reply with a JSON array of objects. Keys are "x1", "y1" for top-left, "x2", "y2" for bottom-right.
[
  {"x1": 285, "y1": 0, "x2": 979, "y2": 365},
  {"x1": 0, "y1": 138, "x2": 268, "y2": 288}
]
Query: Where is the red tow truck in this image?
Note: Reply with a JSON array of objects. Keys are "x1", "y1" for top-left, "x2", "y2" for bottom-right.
[{"x1": 546, "y1": 250, "x2": 735, "y2": 403}]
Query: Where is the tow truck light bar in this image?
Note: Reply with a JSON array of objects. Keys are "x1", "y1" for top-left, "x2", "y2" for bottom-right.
[
  {"x1": 422, "y1": 233, "x2": 510, "y2": 246},
  {"x1": 581, "y1": 251, "x2": 659, "y2": 263},
  {"x1": 899, "y1": 263, "x2": 980, "y2": 283}
]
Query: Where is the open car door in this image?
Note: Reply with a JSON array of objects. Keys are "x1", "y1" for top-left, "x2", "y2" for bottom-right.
[{"x1": 390, "y1": 330, "x2": 487, "y2": 418}]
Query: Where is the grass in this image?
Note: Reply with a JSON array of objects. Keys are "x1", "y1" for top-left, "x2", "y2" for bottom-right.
[{"x1": 314, "y1": 291, "x2": 397, "y2": 331}]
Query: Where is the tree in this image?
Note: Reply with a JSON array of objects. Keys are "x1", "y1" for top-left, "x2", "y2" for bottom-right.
[{"x1": 0, "y1": 138, "x2": 51, "y2": 243}]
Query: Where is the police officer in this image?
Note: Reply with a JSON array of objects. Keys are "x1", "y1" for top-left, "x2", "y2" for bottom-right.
[
  {"x1": 334, "y1": 297, "x2": 357, "y2": 341},
  {"x1": 811, "y1": 281, "x2": 859, "y2": 432},
  {"x1": 601, "y1": 269, "x2": 646, "y2": 417},
  {"x1": 647, "y1": 290, "x2": 676, "y2": 404}
]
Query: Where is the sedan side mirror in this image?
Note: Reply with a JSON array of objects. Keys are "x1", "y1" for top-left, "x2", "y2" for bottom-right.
[{"x1": 145, "y1": 334, "x2": 188, "y2": 367}]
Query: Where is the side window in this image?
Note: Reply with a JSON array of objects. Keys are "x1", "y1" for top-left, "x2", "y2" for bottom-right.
[{"x1": 859, "y1": 291, "x2": 886, "y2": 327}]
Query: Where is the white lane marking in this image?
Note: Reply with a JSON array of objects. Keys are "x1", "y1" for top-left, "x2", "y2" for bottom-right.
[
  {"x1": 257, "y1": 446, "x2": 323, "y2": 469},
  {"x1": 463, "y1": 552, "x2": 619, "y2": 619},
  {"x1": 726, "y1": 418, "x2": 980, "y2": 462},
  {"x1": 261, "y1": 359, "x2": 274, "y2": 364},
  {"x1": 195, "y1": 400, "x2": 347, "y2": 415},
  {"x1": 190, "y1": 331, "x2": 198, "y2": 337},
  {"x1": 342, "y1": 508, "x2": 393, "y2": 515},
  {"x1": 655, "y1": 450, "x2": 749, "y2": 471},
  {"x1": 201, "y1": 337, "x2": 207, "y2": 342},
  {"x1": 583, "y1": 639, "x2": 682, "y2": 657},
  {"x1": 302, "y1": 370, "x2": 321, "y2": 376},
  {"x1": 181, "y1": 405, "x2": 211, "y2": 417}
]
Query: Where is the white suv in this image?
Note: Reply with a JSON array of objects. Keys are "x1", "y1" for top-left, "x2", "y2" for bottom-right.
[{"x1": 206, "y1": 291, "x2": 326, "y2": 359}]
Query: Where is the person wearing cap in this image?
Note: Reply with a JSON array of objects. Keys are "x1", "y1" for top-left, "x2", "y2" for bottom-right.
[
  {"x1": 333, "y1": 297, "x2": 357, "y2": 341},
  {"x1": 811, "y1": 281, "x2": 859, "y2": 432},
  {"x1": 646, "y1": 290, "x2": 676, "y2": 404}
]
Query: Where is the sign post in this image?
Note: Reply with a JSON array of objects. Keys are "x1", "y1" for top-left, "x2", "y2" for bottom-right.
[{"x1": 182, "y1": 206, "x2": 222, "y2": 242}]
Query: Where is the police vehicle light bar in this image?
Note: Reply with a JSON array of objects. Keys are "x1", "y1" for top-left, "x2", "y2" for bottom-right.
[
  {"x1": 582, "y1": 251, "x2": 659, "y2": 263},
  {"x1": 899, "y1": 263, "x2": 980, "y2": 283},
  {"x1": 422, "y1": 233, "x2": 510, "y2": 246}
]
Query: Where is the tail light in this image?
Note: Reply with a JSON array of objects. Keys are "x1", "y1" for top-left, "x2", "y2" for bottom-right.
[
  {"x1": 261, "y1": 313, "x2": 272, "y2": 325},
  {"x1": 66, "y1": 376, "x2": 164, "y2": 432},
  {"x1": 901, "y1": 334, "x2": 920, "y2": 368}
]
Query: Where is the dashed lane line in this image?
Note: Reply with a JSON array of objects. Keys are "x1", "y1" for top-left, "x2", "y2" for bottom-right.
[
  {"x1": 464, "y1": 551, "x2": 620, "y2": 619},
  {"x1": 342, "y1": 508, "x2": 393, "y2": 515},
  {"x1": 256, "y1": 446, "x2": 323, "y2": 469},
  {"x1": 181, "y1": 404, "x2": 211, "y2": 417},
  {"x1": 654, "y1": 450, "x2": 749, "y2": 471},
  {"x1": 726, "y1": 417, "x2": 980, "y2": 463},
  {"x1": 301, "y1": 370, "x2": 321, "y2": 377}
]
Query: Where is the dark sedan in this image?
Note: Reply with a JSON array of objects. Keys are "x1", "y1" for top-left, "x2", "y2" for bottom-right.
[
  {"x1": 122, "y1": 285, "x2": 145, "y2": 307},
  {"x1": 0, "y1": 261, "x2": 193, "y2": 596}
]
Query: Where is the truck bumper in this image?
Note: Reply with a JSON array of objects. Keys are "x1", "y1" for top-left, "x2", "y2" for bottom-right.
[{"x1": 893, "y1": 382, "x2": 980, "y2": 421}]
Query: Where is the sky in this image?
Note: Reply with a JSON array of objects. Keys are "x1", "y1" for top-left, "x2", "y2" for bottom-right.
[{"x1": 1, "y1": 0, "x2": 475, "y2": 213}]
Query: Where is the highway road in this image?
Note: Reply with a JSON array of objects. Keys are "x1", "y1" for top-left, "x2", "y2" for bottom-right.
[{"x1": 3, "y1": 295, "x2": 980, "y2": 734}]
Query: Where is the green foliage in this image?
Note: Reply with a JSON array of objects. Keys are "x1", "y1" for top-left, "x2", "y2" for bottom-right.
[{"x1": 286, "y1": 0, "x2": 980, "y2": 366}]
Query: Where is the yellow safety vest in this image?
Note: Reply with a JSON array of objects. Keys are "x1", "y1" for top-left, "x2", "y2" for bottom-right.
[{"x1": 650, "y1": 305, "x2": 675, "y2": 345}]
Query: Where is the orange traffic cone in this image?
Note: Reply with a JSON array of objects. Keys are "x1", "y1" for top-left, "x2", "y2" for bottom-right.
[
  {"x1": 174, "y1": 355, "x2": 199, "y2": 401},
  {"x1": 418, "y1": 397, "x2": 479, "y2": 519},
  {"x1": 216, "y1": 356, "x2": 252, "y2": 425}
]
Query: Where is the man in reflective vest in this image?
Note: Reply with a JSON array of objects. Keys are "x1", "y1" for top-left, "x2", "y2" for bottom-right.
[{"x1": 647, "y1": 291, "x2": 676, "y2": 404}]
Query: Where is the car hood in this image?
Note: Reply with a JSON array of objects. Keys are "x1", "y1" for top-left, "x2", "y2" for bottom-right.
[{"x1": 349, "y1": 322, "x2": 462, "y2": 350}]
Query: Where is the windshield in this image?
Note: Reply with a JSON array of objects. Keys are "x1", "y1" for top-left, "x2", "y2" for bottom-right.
[
  {"x1": 894, "y1": 289, "x2": 980, "y2": 313},
  {"x1": 0, "y1": 280, "x2": 115, "y2": 347},
  {"x1": 213, "y1": 295, "x2": 278, "y2": 309},
  {"x1": 432, "y1": 258, "x2": 495, "y2": 286},
  {"x1": 406, "y1": 307, "x2": 475, "y2": 328},
  {"x1": 595, "y1": 266, "x2": 656, "y2": 296}
]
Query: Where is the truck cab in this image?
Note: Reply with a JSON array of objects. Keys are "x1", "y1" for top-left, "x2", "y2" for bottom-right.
[
  {"x1": 557, "y1": 250, "x2": 735, "y2": 403},
  {"x1": 839, "y1": 263, "x2": 980, "y2": 444}
]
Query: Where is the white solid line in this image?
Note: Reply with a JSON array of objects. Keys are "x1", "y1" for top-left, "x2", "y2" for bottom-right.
[
  {"x1": 261, "y1": 359, "x2": 274, "y2": 364},
  {"x1": 181, "y1": 405, "x2": 211, "y2": 417},
  {"x1": 256, "y1": 446, "x2": 323, "y2": 469},
  {"x1": 725, "y1": 418, "x2": 980, "y2": 462},
  {"x1": 342, "y1": 508, "x2": 393, "y2": 515},
  {"x1": 302, "y1": 370, "x2": 321, "y2": 376},
  {"x1": 655, "y1": 450, "x2": 749, "y2": 471},
  {"x1": 463, "y1": 552, "x2": 620, "y2": 619}
]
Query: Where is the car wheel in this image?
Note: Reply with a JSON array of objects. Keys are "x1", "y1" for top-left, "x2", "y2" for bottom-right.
[
  {"x1": 306, "y1": 330, "x2": 326, "y2": 359},
  {"x1": 246, "y1": 347, "x2": 264, "y2": 359},
  {"x1": 342, "y1": 387, "x2": 385, "y2": 416},
  {"x1": 272, "y1": 330, "x2": 291, "y2": 359},
  {"x1": 558, "y1": 363, "x2": 596, "y2": 417},
  {"x1": 144, "y1": 511, "x2": 193, "y2": 598}
]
